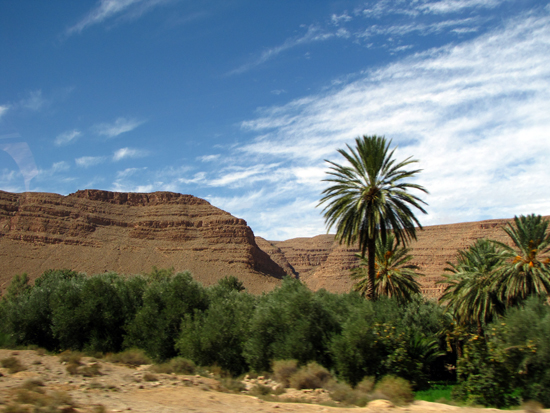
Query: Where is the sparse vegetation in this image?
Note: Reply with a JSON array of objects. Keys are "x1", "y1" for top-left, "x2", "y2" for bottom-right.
[{"x1": 1, "y1": 356, "x2": 26, "y2": 374}]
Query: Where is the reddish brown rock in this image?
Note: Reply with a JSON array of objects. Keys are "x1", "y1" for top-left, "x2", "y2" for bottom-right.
[
  {"x1": 0, "y1": 189, "x2": 286, "y2": 294},
  {"x1": 260, "y1": 217, "x2": 548, "y2": 299}
]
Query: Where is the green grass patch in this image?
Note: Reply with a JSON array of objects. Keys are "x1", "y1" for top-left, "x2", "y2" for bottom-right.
[{"x1": 415, "y1": 384, "x2": 454, "y2": 403}]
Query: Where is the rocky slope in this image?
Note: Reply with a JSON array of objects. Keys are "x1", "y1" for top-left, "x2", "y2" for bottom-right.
[
  {"x1": 0, "y1": 189, "x2": 286, "y2": 294},
  {"x1": 259, "y1": 217, "x2": 537, "y2": 299},
  {"x1": 1, "y1": 189, "x2": 544, "y2": 299}
]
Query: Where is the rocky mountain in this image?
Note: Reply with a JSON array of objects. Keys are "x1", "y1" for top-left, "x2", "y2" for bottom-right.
[
  {"x1": 0, "y1": 189, "x2": 542, "y2": 299},
  {"x1": 258, "y1": 218, "x2": 530, "y2": 299},
  {"x1": 0, "y1": 189, "x2": 286, "y2": 294}
]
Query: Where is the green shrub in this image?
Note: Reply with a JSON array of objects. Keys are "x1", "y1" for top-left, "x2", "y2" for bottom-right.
[
  {"x1": 125, "y1": 272, "x2": 208, "y2": 361},
  {"x1": 272, "y1": 359, "x2": 298, "y2": 387},
  {"x1": 177, "y1": 290, "x2": 255, "y2": 375},
  {"x1": 373, "y1": 375, "x2": 414, "y2": 406},
  {"x1": 244, "y1": 278, "x2": 340, "y2": 372}
]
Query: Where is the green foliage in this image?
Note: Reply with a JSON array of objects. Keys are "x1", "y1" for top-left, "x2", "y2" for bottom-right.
[
  {"x1": 439, "y1": 239, "x2": 507, "y2": 330},
  {"x1": 4, "y1": 273, "x2": 31, "y2": 301},
  {"x1": 330, "y1": 297, "x2": 447, "y2": 388},
  {"x1": 452, "y1": 335, "x2": 518, "y2": 408},
  {"x1": 243, "y1": 277, "x2": 340, "y2": 372},
  {"x1": 177, "y1": 289, "x2": 255, "y2": 376},
  {"x1": 351, "y1": 233, "x2": 422, "y2": 303},
  {"x1": 496, "y1": 214, "x2": 550, "y2": 305},
  {"x1": 319, "y1": 135, "x2": 428, "y2": 299},
  {"x1": 125, "y1": 271, "x2": 208, "y2": 361},
  {"x1": 215, "y1": 276, "x2": 245, "y2": 293}
]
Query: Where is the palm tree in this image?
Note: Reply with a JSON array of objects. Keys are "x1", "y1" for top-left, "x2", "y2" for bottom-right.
[
  {"x1": 438, "y1": 239, "x2": 507, "y2": 334},
  {"x1": 350, "y1": 233, "x2": 422, "y2": 303},
  {"x1": 495, "y1": 214, "x2": 550, "y2": 305},
  {"x1": 318, "y1": 135, "x2": 428, "y2": 299}
]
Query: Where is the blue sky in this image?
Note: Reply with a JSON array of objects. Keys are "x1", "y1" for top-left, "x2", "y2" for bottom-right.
[{"x1": 1, "y1": 0, "x2": 549, "y2": 240}]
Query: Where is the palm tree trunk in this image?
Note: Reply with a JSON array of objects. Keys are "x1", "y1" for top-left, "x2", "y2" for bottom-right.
[{"x1": 366, "y1": 236, "x2": 376, "y2": 300}]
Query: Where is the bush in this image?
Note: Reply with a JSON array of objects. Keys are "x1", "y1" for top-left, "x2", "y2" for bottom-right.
[
  {"x1": 151, "y1": 357, "x2": 196, "y2": 375},
  {"x1": 177, "y1": 290, "x2": 255, "y2": 376},
  {"x1": 244, "y1": 278, "x2": 341, "y2": 372},
  {"x1": 125, "y1": 272, "x2": 209, "y2": 361},
  {"x1": 249, "y1": 384, "x2": 273, "y2": 396},
  {"x1": 373, "y1": 375, "x2": 414, "y2": 405},
  {"x1": 105, "y1": 348, "x2": 151, "y2": 367},
  {"x1": 272, "y1": 359, "x2": 298, "y2": 387},
  {"x1": 356, "y1": 376, "x2": 375, "y2": 393},
  {"x1": 288, "y1": 362, "x2": 331, "y2": 390},
  {"x1": 1, "y1": 356, "x2": 26, "y2": 374}
]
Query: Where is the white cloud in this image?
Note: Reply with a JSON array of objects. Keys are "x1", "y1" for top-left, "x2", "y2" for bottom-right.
[
  {"x1": 66, "y1": 0, "x2": 171, "y2": 35},
  {"x1": 0, "y1": 105, "x2": 10, "y2": 119},
  {"x1": 331, "y1": 13, "x2": 352, "y2": 25},
  {"x1": 95, "y1": 117, "x2": 145, "y2": 137},
  {"x1": 20, "y1": 90, "x2": 48, "y2": 111},
  {"x1": 222, "y1": 11, "x2": 550, "y2": 238},
  {"x1": 113, "y1": 147, "x2": 148, "y2": 161},
  {"x1": 52, "y1": 161, "x2": 70, "y2": 172},
  {"x1": 420, "y1": 0, "x2": 502, "y2": 14},
  {"x1": 229, "y1": 25, "x2": 336, "y2": 74},
  {"x1": 75, "y1": 156, "x2": 106, "y2": 168},
  {"x1": 54, "y1": 129, "x2": 81, "y2": 146},
  {"x1": 198, "y1": 154, "x2": 220, "y2": 162}
]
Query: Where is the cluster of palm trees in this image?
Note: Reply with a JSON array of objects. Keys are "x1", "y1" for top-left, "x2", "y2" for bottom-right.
[
  {"x1": 319, "y1": 135, "x2": 550, "y2": 331},
  {"x1": 440, "y1": 215, "x2": 550, "y2": 333}
]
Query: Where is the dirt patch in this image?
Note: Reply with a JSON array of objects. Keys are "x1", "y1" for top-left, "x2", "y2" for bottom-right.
[{"x1": 0, "y1": 349, "x2": 545, "y2": 413}]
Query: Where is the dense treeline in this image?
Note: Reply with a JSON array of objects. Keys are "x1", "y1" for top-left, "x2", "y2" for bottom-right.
[
  {"x1": 2, "y1": 266, "x2": 550, "y2": 407},
  {"x1": 0, "y1": 268, "x2": 452, "y2": 389}
]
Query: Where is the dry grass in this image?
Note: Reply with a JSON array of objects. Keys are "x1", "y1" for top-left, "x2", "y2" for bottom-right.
[
  {"x1": 372, "y1": 375, "x2": 414, "y2": 406},
  {"x1": 272, "y1": 359, "x2": 298, "y2": 388},
  {"x1": 0, "y1": 356, "x2": 26, "y2": 374},
  {"x1": 151, "y1": 357, "x2": 196, "y2": 375},
  {"x1": 105, "y1": 349, "x2": 151, "y2": 367},
  {"x1": 288, "y1": 362, "x2": 331, "y2": 390}
]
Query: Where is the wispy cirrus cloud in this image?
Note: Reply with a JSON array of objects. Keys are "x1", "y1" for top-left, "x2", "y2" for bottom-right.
[
  {"x1": 66, "y1": 0, "x2": 172, "y2": 36},
  {"x1": 54, "y1": 129, "x2": 81, "y2": 146},
  {"x1": 229, "y1": 25, "x2": 338, "y2": 75},
  {"x1": 75, "y1": 156, "x2": 106, "y2": 168},
  {"x1": 95, "y1": 117, "x2": 145, "y2": 138},
  {"x1": 0, "y1": 105, "x2": 9, "y2": 120},
  {"x1": 113, "y1": 147, "x2": 148, "y2": 161},
  {"x1": 19, "y1": 90, "x2": 48, "y2": 111},
  {"x1": 198, "y1": 154, "x2": 220, "y2": 162},
  {"x1": 210, "y1": 10, "x2": 550, "y2": 239}
]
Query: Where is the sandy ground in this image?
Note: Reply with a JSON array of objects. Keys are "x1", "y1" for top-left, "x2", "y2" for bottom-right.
[{"x1": 0, "y1": 349, "x2": 546, "y2": 413}]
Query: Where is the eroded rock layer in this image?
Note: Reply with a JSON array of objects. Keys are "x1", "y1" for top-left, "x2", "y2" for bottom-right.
[
  {"x1": 261, "y1": 217, "x2": 540, "y2": 299},
  {"x1": 0, "y1": 189, "x2": 286, "y2": 293}
]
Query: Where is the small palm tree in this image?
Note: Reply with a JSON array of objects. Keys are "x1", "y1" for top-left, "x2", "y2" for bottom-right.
[
  {"x1": 351, "y1": 233, "x2": 422, "y2": 303},
  {"x1": 439, "y1": 239, "x2": 507, "y2": 334},
  {"x1": 319, "y1": 135, "x2": 428, "y2": 300},
  {"x1": 495, "y1": 214, "x2": 550, "y2": 305}
]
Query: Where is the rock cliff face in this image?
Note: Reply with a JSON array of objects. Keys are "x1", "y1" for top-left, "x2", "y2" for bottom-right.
[
  {"x1": 259, "y1": 217, "x2": 541, "y2": 299},
  {"x1": 0, "y1": 189, "x2": 286, "y2": 293},
  {"x1": 1, "y1": 189, "x2": 544, "y2": 299}
]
